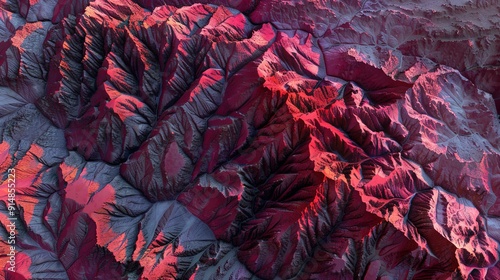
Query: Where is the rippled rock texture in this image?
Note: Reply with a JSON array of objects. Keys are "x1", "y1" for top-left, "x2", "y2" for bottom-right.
[{"x1": 1, "y1": 0, "x2": 500, "y2": 279}]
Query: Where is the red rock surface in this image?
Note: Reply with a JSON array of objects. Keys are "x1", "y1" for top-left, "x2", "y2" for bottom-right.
[{"x1": 0, "y1": 0, "x2": 499, "y2": 279}]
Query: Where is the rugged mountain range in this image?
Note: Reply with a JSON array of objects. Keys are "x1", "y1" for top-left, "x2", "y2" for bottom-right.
[{"x1": 1, "y1": 0, "x2": 499, "y2": 279}]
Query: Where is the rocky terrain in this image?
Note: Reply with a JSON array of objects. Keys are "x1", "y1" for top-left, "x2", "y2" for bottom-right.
[{"x1": 0, "y1": 0, "x2": 499, "y2": 279}]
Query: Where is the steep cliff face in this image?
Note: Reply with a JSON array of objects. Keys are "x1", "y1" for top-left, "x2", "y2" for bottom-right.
[{"x1": 1, "y1": 0, "x2": 499, "y2": 279}]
